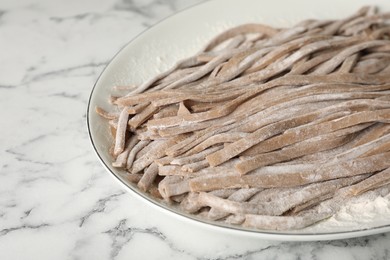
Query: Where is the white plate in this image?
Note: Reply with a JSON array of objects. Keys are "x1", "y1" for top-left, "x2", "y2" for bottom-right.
[{"x1": 87, "y1": 0, "x2": 390, "y2": 240}]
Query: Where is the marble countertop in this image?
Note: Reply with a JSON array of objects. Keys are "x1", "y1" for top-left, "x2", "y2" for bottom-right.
[{"x1": 1, "y1": 0, "x2": 390, "y2": 259}]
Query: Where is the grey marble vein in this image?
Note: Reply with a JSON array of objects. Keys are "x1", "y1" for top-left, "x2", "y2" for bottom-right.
[
  {"x1": 5, "y1": 148, "x2": 54, "y2": 166},
  {"x1": 49, "y1": 13, "x2": 92, "y2": 22},
  {"x1": 114, "y1": 0, "x2": 154, "y2": 18},
  {"x1": 0, "y1": 10, "x2": 5, "y2": 23},
  {"x1": 21, "y1": 61, "x2": 108, "y2": 86},
  {"x1": 104, "y1": 219, "x2": 195, "y2": 259},
  {"x1": 113, "y1": 0, "x2": 199, "y2": 27},
  {"x1": 0, "y1": 223, "x2": 49, "y2": 236},
  {"x1": 22, "y1": 209, "x2": 34, "y2": 219},
  {"x1": 79, "y1": 191, "x2": 126, "y2": 227},
  {"x1": 0, "y1": 84, "x2": 14, "y2": 89},
  {"x1": 198, "y1": 246, "x2": 273, "y2": 260}
]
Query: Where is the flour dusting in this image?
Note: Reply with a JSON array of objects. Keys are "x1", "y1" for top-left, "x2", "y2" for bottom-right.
[{"x1": 305, "y1": 190, "x2": 390, "y2": 232}]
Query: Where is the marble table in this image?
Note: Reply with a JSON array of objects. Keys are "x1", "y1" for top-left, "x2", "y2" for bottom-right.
[{"x1": 1, "y1": 0, "x2": 390, "y2": 259}]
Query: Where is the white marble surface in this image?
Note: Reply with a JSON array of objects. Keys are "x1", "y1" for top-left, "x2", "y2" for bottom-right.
[{"x1": 1, "y1": 0, "x2": 390, "y2": 259}]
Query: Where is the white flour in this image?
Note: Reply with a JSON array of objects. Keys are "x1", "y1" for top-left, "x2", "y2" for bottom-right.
[{"x1": 305, "y1": 190, "x2": 390, "y2": 232}]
